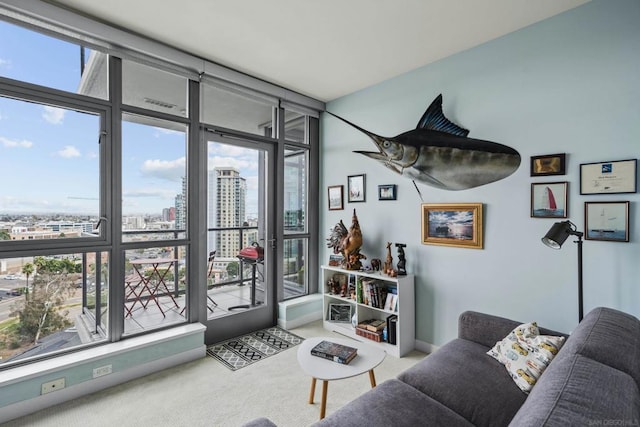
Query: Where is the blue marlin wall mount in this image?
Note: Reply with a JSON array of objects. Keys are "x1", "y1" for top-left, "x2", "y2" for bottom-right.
[{"x1": 327, "y1": 94, "x2": 521, "y2": 191}]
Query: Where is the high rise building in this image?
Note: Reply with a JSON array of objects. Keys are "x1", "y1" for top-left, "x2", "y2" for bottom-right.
[
  {"x1": 175, "y1": 177, "x2": 187, "y2": 230},
  {"x1": 212, "y1": 168, "x2": 246, "y2": 258}
]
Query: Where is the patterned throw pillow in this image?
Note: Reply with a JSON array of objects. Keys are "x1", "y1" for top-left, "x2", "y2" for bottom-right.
[{"x1": 487, "y1": 322, "x2": 565, "y2": 392}]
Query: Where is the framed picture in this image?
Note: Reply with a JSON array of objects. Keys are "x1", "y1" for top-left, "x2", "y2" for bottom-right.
[
  {"x1": 347, "y1": 174, "x2": 366, "y2": 202},
  {"x1": 328, "y1": 303, "x2": 353, "y2": 322},
  {"x1": 531, "y1": 182, "x2": 568, "y2": 218},
  {"x1": 584, "y1": 201, "x2": 630, "y2": 242},
  {"x1": 327, "y1": 185, "x2": 344, "y2": 210},
  {"x1": 421, "y1": 203, "x2": 483, "y2": 249},
  {"x1": 580, "y1": 159, "x2": 637, "y2": 195},
  {"x1": 378, "y1": 184, "x2": 397, "y2": 201},
  {"x1": 531, "y1": 153, "x2": 566, "y2": 176}
]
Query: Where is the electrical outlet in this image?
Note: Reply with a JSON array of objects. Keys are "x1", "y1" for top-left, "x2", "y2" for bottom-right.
[
  {"x1": 92, "y1": 364, "x2": 112, "y2": 378},
  {"x1": 41, "y1": 378, "x2": 65, "y2": 394}
]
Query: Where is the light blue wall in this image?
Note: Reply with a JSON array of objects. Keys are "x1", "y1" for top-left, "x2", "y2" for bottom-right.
[{"x1": 320, "y1": 0, "x2": 640, "y2": 346}]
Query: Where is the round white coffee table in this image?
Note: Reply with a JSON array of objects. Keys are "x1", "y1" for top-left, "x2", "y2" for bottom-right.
[{"x1": 297, "y1": 336, "x2": 386, "y2": 419}]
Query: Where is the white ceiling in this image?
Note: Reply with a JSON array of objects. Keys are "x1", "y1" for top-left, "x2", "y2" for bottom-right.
[{"x1": 51, "y1": 0, "x2": 589, "y2": 102}]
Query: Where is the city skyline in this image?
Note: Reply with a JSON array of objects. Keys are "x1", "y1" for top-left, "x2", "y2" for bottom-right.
[{"x1": 0, "y1": 20, "x2": 260, "y2": 220}]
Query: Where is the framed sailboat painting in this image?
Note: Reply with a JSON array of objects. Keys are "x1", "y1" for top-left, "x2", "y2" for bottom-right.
[
  {"x1": 584, "y1": 201, "x2": 629, "y2": 242},
  {"x1": 531, "y1": 182, "x2": 568, "y2": 218}
]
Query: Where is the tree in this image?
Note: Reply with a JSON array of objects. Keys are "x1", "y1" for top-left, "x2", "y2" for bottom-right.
[
  {"x1": 11, "y1": 257, "x2": 76, "y2": 344},
  {"x1": 226, "y1": 261, "x2": 239, "y2": 278},
  {"x1": 0, "y1": 230, "x2": 10, "y2": 240},
  {"x1": 22, "y1": 263, "x2": 34, "y2": 289}
]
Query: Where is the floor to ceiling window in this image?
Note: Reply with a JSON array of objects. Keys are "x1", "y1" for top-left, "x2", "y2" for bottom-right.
[{"x1": 0, "y1": 7, "x2": 320, "y2": 368}]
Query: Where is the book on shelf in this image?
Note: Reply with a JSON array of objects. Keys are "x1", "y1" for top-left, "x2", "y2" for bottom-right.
[
  {"x1": 386, "y1": 314, "x2": 398, "y2": 345},
  {"x1": 365, "y1": 319, "x2": 386, "y2": 332},
  {"x1": 355, "y1": 326, "x2": 383, "y2": 342},
  {"x1": 310, "y1": 340, "x2": 358, "y2": 364}
]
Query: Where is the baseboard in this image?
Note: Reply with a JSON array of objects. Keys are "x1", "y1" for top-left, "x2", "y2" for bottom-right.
[
  {"x1": 415, "y1": 339, "x2": 437, "y2": 354},
  {"x1": 0, "y1": 346, "x2": 205, "y2": 424},
  {"x1": 278, "y1": 310, "x2": 322, "y2": 330}
]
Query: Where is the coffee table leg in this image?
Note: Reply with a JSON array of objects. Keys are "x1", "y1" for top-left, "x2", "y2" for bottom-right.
[
  {"x1": 320, "y1": 380, "x2": 328, "y2": 419},
  {"x1": 369, "y1": 369, "x2": 377, "y2": 388},
  {"x1": 309, "y1": 377, "x2": 316, "y2": 404}
]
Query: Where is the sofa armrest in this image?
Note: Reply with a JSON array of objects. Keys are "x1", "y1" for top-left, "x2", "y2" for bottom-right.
[{"x1": 458, "y1": 311, "x2": 568, "y2": 348}]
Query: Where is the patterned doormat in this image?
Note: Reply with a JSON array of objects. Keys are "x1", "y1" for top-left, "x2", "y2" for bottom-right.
[{"x1": 206, "y1": 326, "x2": 304, "y2": 371}]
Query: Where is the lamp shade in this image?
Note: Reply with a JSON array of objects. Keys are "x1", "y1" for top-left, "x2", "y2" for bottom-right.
[{"x1": 541, "y1": 220, "x2": 573, "y2": 249}]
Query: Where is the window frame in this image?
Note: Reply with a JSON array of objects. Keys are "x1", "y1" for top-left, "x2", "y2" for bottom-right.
[{"x1": 0, "y1": 77, "x2": 112, "y2": 253}]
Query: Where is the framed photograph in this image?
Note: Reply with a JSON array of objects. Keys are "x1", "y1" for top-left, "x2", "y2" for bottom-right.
[
  {"x1": 327, "y1": 185, "x2": 344, "y2": 210},
  {"x1": 328, "y1": 303, "x2": 353, "y2": 322},
  {"x1": 347, "y1": 174, "x2": 366, "y2": 202},
  {"x1": 531, "y1": 153, "x2": 566, "y2": 177},
  {"x1": 531, "y1": 182, "x2": 568, "y2": 218},
  {"x1": 584, "y1": 201, "x2": 630, "y2": 242},
  {"x1": 580, "y1": 159, "x2": 637, "y2": 195},
  {"x1": 421, "y1": 203, "x2": 483, "y2": 249},
  {"x1": 378, "y1": 184, "x2": 397, "y2": 201}
]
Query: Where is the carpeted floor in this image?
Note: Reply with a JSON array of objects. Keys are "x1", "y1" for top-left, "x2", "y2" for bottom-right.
[
  {"x1": 207, "y1": 326, "x2": 304, "y2": 370},
  {"x1": 3, "y1": 321, "x2": 427, "y2": 427}
]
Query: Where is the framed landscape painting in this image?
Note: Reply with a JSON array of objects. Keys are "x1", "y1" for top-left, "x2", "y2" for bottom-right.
[{"x1": 421, "y1": 203, "x2": 483, "y2": 249}]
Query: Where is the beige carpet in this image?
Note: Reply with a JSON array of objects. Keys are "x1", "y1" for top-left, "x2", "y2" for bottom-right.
[{"x1": 4, "y1": 321, "x2": 427, "y2": 427}]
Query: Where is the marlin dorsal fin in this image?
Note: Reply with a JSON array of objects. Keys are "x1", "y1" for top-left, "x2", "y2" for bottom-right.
[{"x1": 416, "y1": 94, "x2": 469, "y2": 137}]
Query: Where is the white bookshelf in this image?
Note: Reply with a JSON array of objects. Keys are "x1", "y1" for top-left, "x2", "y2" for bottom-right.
[{"x1": 321, "y1": 265, "x2": 415, "y2": 357}]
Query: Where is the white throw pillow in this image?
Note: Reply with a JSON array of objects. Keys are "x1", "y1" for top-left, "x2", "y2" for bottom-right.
[{"x1": 487, "y1": 322, "x2": 565, "y2": 392}]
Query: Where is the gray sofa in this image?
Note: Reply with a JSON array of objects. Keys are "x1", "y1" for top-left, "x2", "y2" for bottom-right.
[
  {"x1": 246, "y1": 307, "x2": 640, "y2": 426},
  {"x1": 316, "y1": 307, "x2": 640, "y2": 426}
]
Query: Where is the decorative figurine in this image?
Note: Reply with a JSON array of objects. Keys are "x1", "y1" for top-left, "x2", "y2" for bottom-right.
[
  {"x1": 395, "y1": 243, "x2": 407, "y2": 276},
  {"x1": 370, "y1": 258, "x2": 381, "y2": 271},
  {"x1": 326, "y1": 209, "x2": 366, "y2": 270},
  {"x1": 383, "y1": 242, "x2": 394, "y2": 275},
  {"x1": 340, "y1": 281, "x2": 348, "y2": 297},
  {"x1": 327, "y1": 277, "x2": 340, "y2": 295}
]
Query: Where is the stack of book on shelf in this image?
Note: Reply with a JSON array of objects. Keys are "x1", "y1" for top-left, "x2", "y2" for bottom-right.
[
  {"x1": 310, "y1": 340, "x2": 358, "y2": 364},
  {"x1": 359, "y1": 278, "x2": 392, "y2": 309},
  {"x1": 355, "y1": 319, "x2": 386, "y2": 342}
]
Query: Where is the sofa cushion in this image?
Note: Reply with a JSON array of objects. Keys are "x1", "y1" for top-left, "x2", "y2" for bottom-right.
[
  {"x1": 487, "y1": 322, "x2": 565, "y2": 392},
  {"x1": 508, "y1": 353, "x2": 640, "y2": 426},
  {"x1": 398, "y1": 338, "x2": 526, "y2": 427},
  {"x1": 313, "y1": 379, "x2": 474, "y2": 427},
  {"x1": 560, "y1": 307, "x2": 640, "y2": 387}
]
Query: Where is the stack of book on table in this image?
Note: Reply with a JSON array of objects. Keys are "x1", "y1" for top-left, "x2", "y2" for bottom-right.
[
  {"x1": 355, "y1": 319, "x2": 386, "y2": 342},
  {"x1": 310, "y1": 340, "x2": 358, "y2": 365}
]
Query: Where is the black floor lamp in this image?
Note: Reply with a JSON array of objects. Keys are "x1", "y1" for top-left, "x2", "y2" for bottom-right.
[{"x1": 541, "y1": 220, "x2": 584, "y2": 322}]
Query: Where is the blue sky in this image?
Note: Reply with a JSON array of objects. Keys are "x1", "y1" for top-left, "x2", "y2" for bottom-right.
[{"x1": 0, "y1": 20, "x2": 259, "y2": 218}]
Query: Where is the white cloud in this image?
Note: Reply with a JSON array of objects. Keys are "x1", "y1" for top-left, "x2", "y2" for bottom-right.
[
  {"x1": 0, "y1": 58, "x2": 10, "y2": 68},
  {"x1": 124, "y1": 188, "x2": 179, "y2": 199},
  {"x1": 208, "y1": 142, "x2": 254, "y2": 157},
  {"x1": 42, "y1": 106, "x2": 65, "y2": 125},
  {"x1": 0, "y1": 136, "x2": 33, "y2": 148},
  {"x1": 154, "y1": 127, "x2": 183, "y2": 136},
  {"x1": 208, "y1": 156, "x2": 254, "y2": 171},
  {"x1": 57, "y1": 145, "x2": 81, "y2": 158},
  {"x1": 140, "y1": 157, "x2": 186, "y2": 181}
]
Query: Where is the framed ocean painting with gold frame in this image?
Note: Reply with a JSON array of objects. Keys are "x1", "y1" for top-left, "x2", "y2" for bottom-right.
[{"x1": 421, "y1": 203, "x2": 483, "y2": 249}]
